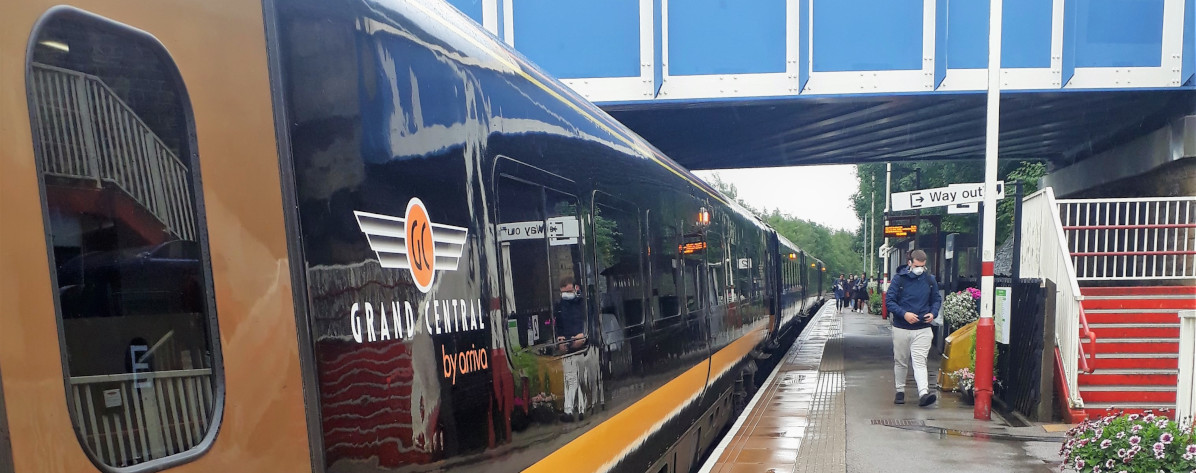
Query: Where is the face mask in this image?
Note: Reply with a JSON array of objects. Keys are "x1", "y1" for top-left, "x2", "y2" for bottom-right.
[
  {"x1": 561, "y1": 291, "x2": 577, "y2": 301},
  {"x1": 911, "y1": 266, "x2": 925, "y2": 276}
]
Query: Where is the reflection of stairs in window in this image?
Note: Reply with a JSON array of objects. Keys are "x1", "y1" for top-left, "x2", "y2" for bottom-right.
[{"x1": 30, "y1": 63, "x2": 195, "y2": 242}]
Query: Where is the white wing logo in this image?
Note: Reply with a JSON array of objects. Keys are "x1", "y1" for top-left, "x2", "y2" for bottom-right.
[{"x1": 354, "y1": 198, "x2": 468, "y2": 293}]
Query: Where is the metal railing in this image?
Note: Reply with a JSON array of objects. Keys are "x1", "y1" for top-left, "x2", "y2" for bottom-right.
[
  {"x1": 1058, "y1": 197, "x2": 1196, "y2": 280},
  {"x1": 29, "y1": 63, "x2": 196, "y2": 241},
  {"x1": 1179, "y1": 310, "x2": 1195, "y2": 423},
  {"x1": 69, "y1": 369, "x2": 214, "y2": 467},
  {"x1": 1021, "y1": 188, "x2": 1087, "y2": 410}
]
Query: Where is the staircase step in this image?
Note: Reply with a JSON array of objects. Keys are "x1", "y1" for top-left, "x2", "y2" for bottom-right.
[
  {"x1": 1078, "y1": 390, "x2": 1177, "y2": 404},
  {"x1": 1081, "y1": 286, "x2": 1196, "y2": 297},
  {"x1": 1083, "y1": 404, "x2": 1177, "y2": 419},
  {"x1": 1089, "y1": 356, "x2": 1178, "y2": 370},
  {"x1": 1079, "y1": 371, "x2": 1177, "y2": 386},
  {"x1": 1084, "y1": 311, "x2": 1181, "y2": 324},
  {"x1": 1093, "y1": 339, "x2": 1179, "y2": 354},
  {"x1": 1081, "y1": 298, "x2": 1195, "y2": 311},
  {"x1": 1086, "y1": 326, "x2": 1179, "y2": 339}
]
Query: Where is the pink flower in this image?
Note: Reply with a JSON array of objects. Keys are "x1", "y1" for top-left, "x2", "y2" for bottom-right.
[
  {"x1": 1186, "y1": 444, "x2": 1196, "y2": 454},
  {"x1": 1160, "y1": 432, "x2": 1173, "y2": 444},
  {"x1": 1100, "y1": 439, "x2": 1112, "y2": 449},
  {"x1": 1129, "y1": 435, "x2": 1141, "y2": 446},
  {"x1": 1129, "y1": 414, "x2": 1140, "y2": 421},
  {"x1": 1153, "y1": 442, "x2": 1165, "y2": 452},
  {"x1": 1117, "y1": 448, "x2": 1127, "y2": 458},
  {"x1": 1131, "y1": 424, "x2": 1143, "y2": 434}
]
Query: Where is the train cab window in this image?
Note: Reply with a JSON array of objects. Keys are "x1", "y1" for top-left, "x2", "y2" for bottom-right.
[
  {"x1": 592, "y1": 193, "x2": 645, "y2": 339},
  {"x1": 496, "y1": 175, "x2": 587, "y2": 354},
  {"x1": 26, "y1": 9, "x2": 222, "y2": 470}
]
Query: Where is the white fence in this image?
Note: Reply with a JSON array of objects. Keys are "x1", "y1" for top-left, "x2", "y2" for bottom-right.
[
  {"x1": 29, "y1": 63, "x2": 196, "y2": 241},
  {"x1": 1179, "y1": 310, "x2": 1195, "y2": 423},
  {"x1": 1021, "y1": 188, "x2": 1088, "y2": 410},
  {"x1": 1058, "y1": 197, "x2": 1196, "y2": 280},
  {"x1": 70, "y1": 369, "x2": 214, "y2": 467}
]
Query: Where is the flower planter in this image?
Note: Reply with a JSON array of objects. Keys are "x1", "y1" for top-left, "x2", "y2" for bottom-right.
[{"x1": 960, "y1": 388, "x2": 974, "y2": 405}]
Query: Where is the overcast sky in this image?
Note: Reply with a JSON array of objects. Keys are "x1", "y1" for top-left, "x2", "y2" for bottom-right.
[{"x1": 694, "y1": 165, "x2": 864, "y2": 232}]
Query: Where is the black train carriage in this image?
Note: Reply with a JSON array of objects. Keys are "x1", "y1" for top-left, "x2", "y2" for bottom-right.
[
  {"x1": 273, "y1": 1, "x2": 832, "y2": 472},
  {"x1": 1, "y1": 0, "x2": 833, "y2": 472}
]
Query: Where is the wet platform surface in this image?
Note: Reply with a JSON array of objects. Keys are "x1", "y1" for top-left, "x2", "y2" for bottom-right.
[{"x1": 701, "y1": 302, "x2": 1066, "y2": 473}]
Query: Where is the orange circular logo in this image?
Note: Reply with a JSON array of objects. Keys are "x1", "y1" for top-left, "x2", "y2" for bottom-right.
[{"x1": 405, "y1": 198, "x2": 435, "y2": 292}]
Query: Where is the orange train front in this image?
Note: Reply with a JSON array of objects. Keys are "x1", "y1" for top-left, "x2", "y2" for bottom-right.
[{"x1": 0, "y1": 0, "x2": 830, "y2": 472}]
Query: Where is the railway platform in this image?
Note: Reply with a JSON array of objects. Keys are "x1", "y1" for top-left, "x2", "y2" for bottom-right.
[{"x1": 700, "y1": 301, "x2": 1067, "y2": 473}]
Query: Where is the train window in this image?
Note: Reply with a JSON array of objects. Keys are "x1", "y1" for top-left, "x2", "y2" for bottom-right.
[
  {"x1": 27, "y1": 9, "x2": 222, "y2": 470},
  {"x1": 496, "y1": 176, "x2": 587, "y2": 353},
  {"x1": 651, "y1": 220, "x2": 682, "y2": 324},
  {"x1": 705, "y1": 230, "x2": 725, "y2": 307},
  {"x1": 592, "y1": 193, "x2": 645, "y2": 335}
]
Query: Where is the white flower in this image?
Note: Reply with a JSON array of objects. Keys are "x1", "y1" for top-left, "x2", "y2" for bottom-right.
[
  {"x1": 1105, "y1": 459, "x2": 1115, "y2": 469},
  {"x1": 1129, "y1": 435, "x2": 1141, "y2": 445},
  {"x1": 1153, "y1": 441, "x2": 1165, "y2": 452},
  {"x1": 1186, "y1": 444, "x2": 1196, "y2": 454},
  {"x1": 1117, "y1": 448, "x2": 1127, "y2": 458},
  {"x1": 1115, "y1": 431, "x2": 1125, "y2": 439},
  {"x1": 1131, "y1": 424, "x2": 1143, "y2": 434},
  {"x1": 1160, "y1": 432, "x2": 1173, "y2": 444}
]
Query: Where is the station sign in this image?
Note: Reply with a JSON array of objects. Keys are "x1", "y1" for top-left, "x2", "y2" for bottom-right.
[
  {"x1": 498, "y1": 216, "x2": 579, "y2": 246},
  {"x1": 883, "y1": 224, "x2": 918, "y2": 238},
  {"x1": 679, "y1": 241, "x2": 706, "y2": 254},
  {"x1": 891, "y1": 181, "x2": 1005, "y2": 212}
]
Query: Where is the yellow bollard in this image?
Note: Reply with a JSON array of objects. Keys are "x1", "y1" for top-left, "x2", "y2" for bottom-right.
[{"x1": 939, "y1": 320, "x2": 978, "y2": 391}]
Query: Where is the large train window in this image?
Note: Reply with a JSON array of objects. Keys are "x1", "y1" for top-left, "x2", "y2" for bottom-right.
[
  {"x1": 496, "y1": 174, "x2": 587, "y2": 353},
  {"x1": 592, "y1": 193, "x2": 645, "y2": 334},
  {"x1": 26, "y1": 8, "x2": 222, "y2": 470}
]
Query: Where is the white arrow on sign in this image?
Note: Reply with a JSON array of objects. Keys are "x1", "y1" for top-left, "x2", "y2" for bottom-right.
[{"x1": 891, "y1": 181, "x2": 1005, "y2": 212}]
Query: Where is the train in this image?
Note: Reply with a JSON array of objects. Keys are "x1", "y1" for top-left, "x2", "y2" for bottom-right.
[{"x1": 0, "y1": 0, "x2": 833, "y2": 472}]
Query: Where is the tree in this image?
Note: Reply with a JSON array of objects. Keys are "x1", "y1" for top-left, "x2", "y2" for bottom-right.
[
  {"x1": 852, "y1": 160, "x2": 1047, "y2": 260},
  {"x1": 706, "y1": 173, "x2": 864, "y2": 276}
]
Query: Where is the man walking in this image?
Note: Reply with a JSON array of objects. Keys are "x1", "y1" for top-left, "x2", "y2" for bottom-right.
[{"x1": 886, "y1": 250, "x2": 941, "y2": 407}]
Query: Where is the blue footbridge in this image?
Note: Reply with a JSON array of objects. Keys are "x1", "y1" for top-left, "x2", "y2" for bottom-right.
[{"x1": 446, "y1": 0, "x2": 1194, "y2": 194}]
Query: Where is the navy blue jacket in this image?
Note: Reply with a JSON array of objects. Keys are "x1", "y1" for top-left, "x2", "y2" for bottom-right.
[{"x1": 885, "y1": 266, "x2": 941, "y2": 330}]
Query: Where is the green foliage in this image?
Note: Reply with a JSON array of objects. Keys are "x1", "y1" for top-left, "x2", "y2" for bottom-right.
[
  {"x1": 706, "y1": 173, "x2": 864, "y2": 278},
  {"x1": 868, "y1": 290, "x2": 883, "y2": 314},
  {"x1": 852, "y1": 160, "x2": 1048, "y2": 252},
  {"x1": 1061, "y1": 411, "x2": 1196, "y2": 472}
]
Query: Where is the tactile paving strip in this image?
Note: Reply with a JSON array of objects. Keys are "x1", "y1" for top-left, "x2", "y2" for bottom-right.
[{"x1": 704, "y1": 303, "x2": 848, "y2": 473}]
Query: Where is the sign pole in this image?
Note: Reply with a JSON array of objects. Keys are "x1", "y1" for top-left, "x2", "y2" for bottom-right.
[{"x1": 975, "y1": 0, "x2": 1002, "y2": 421}]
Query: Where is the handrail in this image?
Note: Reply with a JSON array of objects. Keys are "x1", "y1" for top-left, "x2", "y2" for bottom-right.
[
  {"x1": 1057, "y1": 196, "x2": 1196, "y2": 280},
  {"x1": 1020, "y1": 188, "x2": 1088, "y2": 410},
  {"x1": 1077, "y1": 306, "x2": 1097, "y2": 374},
  {"x1": 30, "y1": 63, "x2": 196, "y2": 241}
]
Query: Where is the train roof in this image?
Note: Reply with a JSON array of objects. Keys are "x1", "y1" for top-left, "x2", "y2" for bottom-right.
[{"x1": 395, "y1": 1, "x2": 766, "y2": 228}]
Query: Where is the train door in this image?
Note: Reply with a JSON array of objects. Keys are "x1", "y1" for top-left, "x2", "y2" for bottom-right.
[
  {"x1": 590, "y1": 192, "x2": 646, "y2": 382},
  {"x1": 493, "y1": 158, "x2": 600, "y2": 422}
]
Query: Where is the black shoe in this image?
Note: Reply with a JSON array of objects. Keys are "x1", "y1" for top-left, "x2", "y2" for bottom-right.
[
  {"x1": 894, "y1": 392, "x2": 905, "y2": 404},
  {"x1": 919, "y1": 393, "x2": 937, "y2": 407}
]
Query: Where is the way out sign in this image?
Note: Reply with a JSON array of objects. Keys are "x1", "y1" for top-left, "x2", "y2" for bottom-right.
[{"x1": 891, "y1": 181, "x2": 1005, "y2": 212}]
